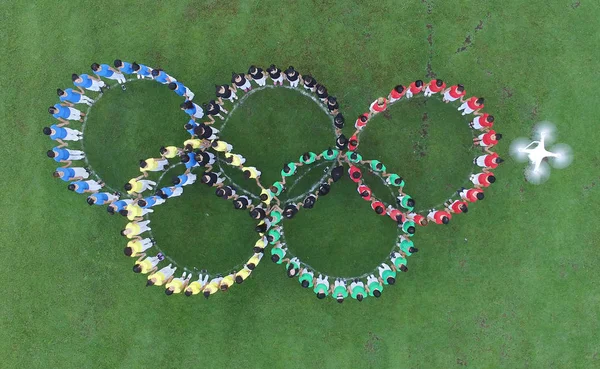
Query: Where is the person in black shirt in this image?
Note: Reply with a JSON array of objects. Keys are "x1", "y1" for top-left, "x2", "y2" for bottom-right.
[
  {"x1": 318, "y1": 181, "x2": 332, "y2": 196},
  {"x1": 200, "y1": 171, "x2": 225, "y2": 188},
  {"x1": 267, "y1": 64, "x2": 283, "y2": 86},
  {"x1": 216, "y1": 185, "x2": 236, "y2": 200},
  {"x1": 327, "y1": 96, "x2": 339, "y2": 115},
  {"x1": 193, "y1": 124, "x2": 219, "y2": 141},
  {"x1": 194, "y1": 151, "x2": 216, "y2": 170},
  {"x1": 283, "y1": 202, "x2": 301, "y2": 219},
  {"x1": 233, "y1": 195, "x2": 251, "y2": 210},
  {"x1": 215, "y1": 84, "x2": 238, "y2": 104},
  {"x1": 203, "y1": 100, "x2": 228, "y2": 123},
  {"x1": 333, "y1": 113, "x2": 345, "y2": 132},
  {"x1": 335, "y1": 134, "x2": 348, "y2": 150},
  {"x1": 232, "y1": 72, "x2": 252, "y2": 92},
  {"x1": 302, "y1": 193, "x2": 318, "y2": 209},
  {"x1": 315, "y1": 84, "x2": 328, "y2": 102},
  {"x1": 303, "y1": 75, "x2": 317, "y2": 92},
  {"x1": 249, "y1": 205, "x2": 267, "y2": 220},
  {"x1": 247, "y1": 65, "x2": 266, "y2": 87},
  {"x1": 331, "y1": 165, "x2": 344, "y2": 182},
  {"x1": 284, "y1": 66, "x2": 302, "y2": 88}
]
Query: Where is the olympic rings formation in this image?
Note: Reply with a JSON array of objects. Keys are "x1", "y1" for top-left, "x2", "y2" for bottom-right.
[{"x1": 44, "y1": 62, "x2": 502, "y2": 302}]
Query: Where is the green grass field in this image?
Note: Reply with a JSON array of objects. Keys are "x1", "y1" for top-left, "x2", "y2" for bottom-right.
[{"x1": 2, "y1": 1, "x2": 600, "y2": 368}]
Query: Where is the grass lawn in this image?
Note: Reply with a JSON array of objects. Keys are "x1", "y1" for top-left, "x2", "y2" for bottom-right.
[{"x1": 1, "y1": 1, "x2": 599, "y2": 368}]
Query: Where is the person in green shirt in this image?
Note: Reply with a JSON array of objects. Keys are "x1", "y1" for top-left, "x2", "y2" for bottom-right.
[
  {"x1": 346, "y1": 151, "x2": 362, "y2": 163},
  {"x1": 317, "y1": 148, "x2": 340, "y2": 161},
  {"x1": 280, "y1": 162, "x2": 297, "y2": 184},
  {"x1": 298, "y1": 268, "x2": 314, "y2": 288},
  {"x1": 378, "y1": 263, "x2": 397, "y2": 285},
  {"x1": 349, "y1": 279, "x2": 367, "y2": 302},
  {"x1": 384, "y1": 173, "x2": 405, "y2": 187},
  {"x1": 266, "y1": 227, "x2": 282, "y2": 244},
  {"x1": 298, "y1": 152, "x2": 317, "y2": 165},
  {"x1": 269, "y1": 181, "x2": 285, "y2": 197},
  {"x1": 313, "y1": 274, "x2": 330, "y2": 299},
  {"x1": 390, "y1": 252, "x2": 408, "y2": 272},
  {"x1": 270, "y1": 244, "x2": 288, "y2": 264},
  {"x1": 362, "y1": 159, "x2": 386, "y2": 173},
  {"x1": 398, "y1": 235, "x2": 418, "y2": 256},
  {"x1": 401, "y1": 220, "x2": 416, "y2": 236},
  {"x1": 396, "y1": 191, "x2": 415, "y2": 212},
  {"x1": 268, "y1": 205, "x2": 283, "y2": 226},
  {"x1": 366, "y1": 274, "x2": 383, "y2": 298},
  {"x1": 332, "y1": 279, "x2": 349, "y2": 303},
  {"x1": 286, "y1": 257, "x2": 301, "y2": 277}
]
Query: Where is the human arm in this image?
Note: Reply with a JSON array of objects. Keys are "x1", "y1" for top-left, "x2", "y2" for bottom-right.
[
  {"x1": 60, "y1": 160, "x2": 71, "y2": 168},
  {"x1": 56, "y1": 139, "x2": 68, "y2": 148}
]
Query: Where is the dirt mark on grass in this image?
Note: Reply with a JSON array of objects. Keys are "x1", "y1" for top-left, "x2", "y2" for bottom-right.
[
  {"x1": 421, "y1": 0, "x2": 433, "y2": 14},
  {"x1": 456, "y1": 13, "x2": 491, "y2": 53},
  {"x1": 364, "y1": 332, "x2": 382, "y2": 353},
  {"x1": 425, "y1": 24, "x2": 437, "y2": 78},
  {"x1": 571, "y1": 1, "x2": 581, "y2": 9},
  {"x1": 583, "y1": 177, "x2": 599, "y2": 191},
  {"x1": 457, "y1": 358, "x2": 468, "y2": 366}
]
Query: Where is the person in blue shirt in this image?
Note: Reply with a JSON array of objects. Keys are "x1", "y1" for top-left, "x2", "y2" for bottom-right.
[
  {"x1": 46, "y1": 147, "x2": 85, "y2": 166},
  {"x1": 67, "y1": 180, "x2": 104, "y2": 194},
  {"x1": 180, "y1": 100, "x2": 204, "y2": 120},
  {"x1": 132, "y1": 62, "x2": 152, "y2": 79},
  {"x1": 168, "y1": 81, "x2": 195, "y2": 100},
  {"x1": 151, "y1": 68, "x2": 175, "y2": 84},
  {"x1": 48, "y1": 103, "x2": 85, "y2": 123},
  {"x1": 172, "y1": 173, "x2": 197, "y2": 187},
  {"x1": 137, "y1": 195, "x2": 165, "y2": 209},
  {"x1": 57, "y1": 88, "x2": 94, "y2": 106},
  {"x1": 180, "y1": 152, "x2": 198, "y2": 170},
  {"x1": 155, "y1": 186, "x2": 183, "y2": 200},
  {"x1": 72, "y1": 73, "x2": 107, "y2": 93},
  {"x1": 42, "y1": 124, "x2": 82, "y2": 145},
  {"x1": 53, "y1": 167, "x2": 90, "y2": 182},
  {"x1": 107, "y1": 199, "x2": 134, "y2": 215},
  {"x1": 87, "y1": 192, "x2": 119, "y2": 206},
  {"x1": 114, "y1": 59, "x2": 134, "y2": 74},
  {"x1": 91, "y1": 62, "x2": 126, "y2": 90},
  {"x1": 184, "y1": 120, "x2": 198, "y2": 136}
]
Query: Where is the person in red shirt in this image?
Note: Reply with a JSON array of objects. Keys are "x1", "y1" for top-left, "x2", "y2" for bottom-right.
[
  {"x1": 348, "y1": 134, "x2": 359, "y2": 151},
  {"x1": 407, "y1": 212, "x2": 428, "y2": 226},
  {"x1": 371, "y1": 199, "x2": 385, "y2": 215},
  {"x1": 369, "y1": 97, "x2": 388, "y2": 117},
  {"x1": 354, "y1": 113, "x2": 369, "y2": 130},
  {"x1": 357, "y1": 184, "x2": 372, "y2": 201},
  {"x1": 473, "y1": 130, "x2": 502, "y2": 153},
  {"x1": 405, "y1": 80, "x2": 424, "y2": 99},
  {"x1": 470, "y1": 171, "x2": 496, "y2": 188},
  {"x1": 458, "y1": 96, "x2": 484, "y2": 115},
  {"x1": 444, "y1": 199, "x2": 468, "y2": 214},
  {"x1": 386, "y1": 205, "x2": 405, "y2": 223},
  {"x1": 474, "y1": 152, "x2": 503, "y2": 170},
  {"x1": 427, "y1": 209, "x2": 451, "y2": 225},
  {"x1": 348, "y1": 165, "x2": 362, "y2": 183},
  {"x1": 458, "y1": 187, "x2": 484, "y2": 203},
  {"x1": 424, "y1": 79, "x2": 446, "y2": 97},
  {"x1": 388, "y1": 85, "x2": 406, "y2": 103},
  {"x1": 442, "y1": 84, "x2": 466, "y2": 103},
  {"x1": 470, "y1": 113, "x2": 494, "y2": 131}
]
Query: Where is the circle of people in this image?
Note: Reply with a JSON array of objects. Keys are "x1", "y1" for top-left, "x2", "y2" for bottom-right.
[{"x1": 44, "y1": 60, "x2": 502, "y2": 302}]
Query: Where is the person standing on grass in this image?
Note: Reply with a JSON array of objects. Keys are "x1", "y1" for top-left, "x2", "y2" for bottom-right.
[
  {"x1": 369, "y1": 97, "x2": 388, "y2": 117},
  {"x1": 317, "y1": 147, "x2": 340, "y2": 161},
  {"x1": 366, "y1": 274, "x2": 383, "y2": 298},
  {"x1": 363, "y1": 159, "x2": 386, "y2": 174},
  {"x1": 474, "y1": 152, "x2": 503, "y2": 171},
  {"x1": 216, "y1": 84, "x2": 238, "y2": 104},
  {"x1": 107, "y1": 198, "x2": 134, "y2": 215},
  {"x1": 313, "y1": 274, "x2": 330, "y2": 300},
  {"x1": 267, "y1": 64, "x2": 284, "y2": 85},
  {"x1": 246, "y1": 252, "x2": 264, "y2": 271},
  {"x1": 184, "y1": 273, "x2": 210, "y2": 296},
  {"x1": 121, "y1": 220, "x2": 152, "y2": 239},
  {"x1": 138, "y1": 195, "x2": 165, "y2": 210},
  {"x1": 383, "y1": 172, "x2": 405, "y2": 188},
  {"x1": 280, "y1": 162, "x2": 298, "y2": 184},
  {"x1": 348, "y1": 165, "x2": 362, "y2": 183},
  {"x1": 151, "y1": 68, "x2": 175, "y2": 85},
  {"x1": 200, "y1": 171, "x2": 226, "y2": 188},
  {"x1": 458, "y1": 187, "x2": 485, "y2": 203},
  {"x1": 133, "y1": 254, "x2": 162, "y2": 275},
  {"x1": 147, "y1": 264, "x2": 177, "y2": 287},
  {"x1": 202, "y1": 276, "x2": 224, "y2": 299},
  {"x1": 43, "y1": 124, "x2": 82, "y2": 145},
  {"x1": 378, "y1": 262, "x2": 397, "y2": 285},
  {"x1": 215, "y1": 185, "x2": 237, "y2": 200},
  {"x1": 160, "y1": 145, "x2": 183, "y2": 159},
  {"x1": 302, "y1": 74, "x2": 317, "y2": 92},
  {"x1": 168, "y1": 81, "x2": 195, "y2": 100},
  {"x1": 132, "y1": 62, "x2": 153, "y2": 79},
  {"x1": 120, "y1": 202, "x2": 153, "y2": 221},
  {"x1": 270, "y1": 242, "x2": 288, "y2": 264},
  {"x1": 284, "y1": 66, "x2": 302, "y2": 88},
  {"x1": 405, "y1": 80, "x2": 424, "y2": 99},
  {"x1": 165, "y1": 272, "x2": 192, "y2": 295},
  {"x1": 470, "y1": 171, "x2": 496, "y2": 188},
  {"x1": 194, "y1": 123, "x2": 220, "y2": 141},
  {"x1": 57, "y1": 88, "x2": 94, "y2": 106},
  {"x1": 427, "y1": 208, "x2": 452, "y2": 225},
  {"x1": 357, "y1": 183, "x2": 372, "y2": 201},
  {"x1": 398, "y1": 235, "x2": 418, "y2": 256},
  {"x1": 235, "y1": 265, "x2": 253, "y2": 284},
  {"x1": 48, "y1": 104, "x2": 85, "y2": 123},
  {"x1": 470, "y1": 113, "x2": 495, "y2": 131},
  {"x1": 326, "y1": 96, "x2": 339, "y2": 116},
  {"x1": 387, "y1": 205, "x2": 405, "y2": 224},
  {"x1": 297, "y1": 267, "x2": 314, "y2": 288},
  {"x1": 315, "y1": 84, "x2": 328, "y2": 102},
  {"x1": 224, "y1": 152, "x2": 246, "y2": 167},
  {"x1": 125, "y1": 176, "x2": 156, "y2": 196},
  {"x1": 335, "y1": 133, "x2": 348, "y2": 150},
  {"x1": 180, "y1": 100, "x2": 204, "y2": 121},
  {"x1": 242, "y1": 165, "x2": 262, "y2": 185},
  {"x1": 86, "y1": 192, "x2": 119, "y2": 206},
  {"x1": 349, "y1": 279, "x2": 367, "y2": 302},
  {"x1": 211, "y1": 139, "x2": 233, "y2": 153},
  {"x1": 355, "y1": 113, "x2": 370, "y2": 131},
  {"x1": 388, "y1": 85, "x2": 406, "y2": 104},
  {"x1": 458, "y1": 96, "x2": 485, "y2": 115},
  {"x1": 72, "y1": 73, "x2": 107, "y2": 93},
  {"x1": 53, "y1": 167, "x2": 89, "y2": 182},
  {"x1": 299, "y1": 151, "x2": 318, "y2": 166},
  {"x1": 155, "y1": 185, "x2": 184, "y2": 200},
  {"x1": 371, "y1": 199, "x2": 386, "y2": 216},
  {"x1": 334, "y1": 113, "x2": 345, "y2": 133},
  {"x1": 390, "y1": 252, "x2": 408, "y2": 272},
  {"x1": 91, "y1": 63, "x2": 126, "y2": 90},
  {"x1": 442, "y1": 84, "x2": 466, "y2": 103},
  {"x1": 232, "y1": 72, "x2": 252, "y2": 92},
  {"x1": 332, "y1": 279, "x2": 348, "y2": 303},
  {"x1": 67, "y1": 180, "x2": 104, "y2": 194},
  {"x1": 406, "y1": 211, "x2": 428, "y2": 226},
  {"x1": 219, "y1": 272, "x2": 236, "y2": 292},
  {"x1": 444, "y1": 198, "x2": 469, "y2": 215},
  {"x1": 473, "y1": 130, "x2": 502, "y2": 153},
  {"x1": 285, "y1": 257, "x2": 301, "y2": 278},
  {"x1": 203, "y1": 100, "x2": 228, "y2": 123},
  {"x1": 139, "y1": 157, "x2": 169, "y2": 177},
  {"x1": 47, "y1": 147, "x2": 85, "y2": 166},
  {"x1": 247, "y1": 65, "x2": 267, "y2": 87},
  {"x1": 195, "y1": 151, "x2": 216, "y2": 171},
  {"x1": 423, "y1": 79, "x2": 446, "y2": 97},
  {"x1": 173, "y1": 172, "x2": 197, "y2": 187},
  {"x1": 396, "y1": 190, "x2": 415, "y2": 212},
  {"x1": 124, "y1": 238, "x2": 154, "y2": 258}
]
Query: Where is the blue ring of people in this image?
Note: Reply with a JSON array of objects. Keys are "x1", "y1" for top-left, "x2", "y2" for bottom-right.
[{"x1": 44, "y1": 61, "x2": 502, "y2": 302}]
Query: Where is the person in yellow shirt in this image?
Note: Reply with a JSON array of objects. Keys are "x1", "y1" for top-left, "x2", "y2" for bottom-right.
[
  {"x1": 234, "y1": 266, "x2": 252, "y2": 284},
  {"x1": 202, "y1": 276, "x2": 224, "y2": 299},
  {"x1": 165, "y1": 272, "x2": 192, "y2": 295},
  {"x1": 160, "y1": 146, "x2": 182, "y2": 159},
  {"x1": 132, "y1": 254, "x2": 161, "y2": 274},
  {"x1": 124, "y1": 237, "x2": 154, "y2": 257},
  {"x1": 224, "y1": 152, "x2": 246, "y2": 167},
  {"x1": 147, "y1": 264, "x2": 177, "y2": 287},
  {"x1": 121, "y1": 203, "x2": 153, "y2": 221},
  {"x1": 252, "y1": 236, "x2": 268, "y2": 253},
  {"x1": 124, "y1": 175, "x2": 156, "y2": 196},
  {"x1": 120, "y1": 220, "x2": 151, "y2": 239},
  {"x1": 183, "y1": 138, "x2": 202, "y2": 152},
  {"x1": 211, "y1": 140, "x2": 233, "y2": 153},
  {"x1": 246, "y1": 252, "x2": 264, "y2": 270},
  {"x1": 219, "y1": 272, "x2": 236, "y2": 292},
  {"x1": 184, "y1": 272, "x2": 210, "y2": 296},
  {"x1": 242, "y1": 166, "x2": 262, "y2": 186},
  {"x1": 139, "y1": 157, "x2": 169, "y2": 177}
]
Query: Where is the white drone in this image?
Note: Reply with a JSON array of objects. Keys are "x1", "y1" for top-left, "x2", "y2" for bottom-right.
[{"x1": 510, "y1": 121, "x2": 573, "y2": 184}]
